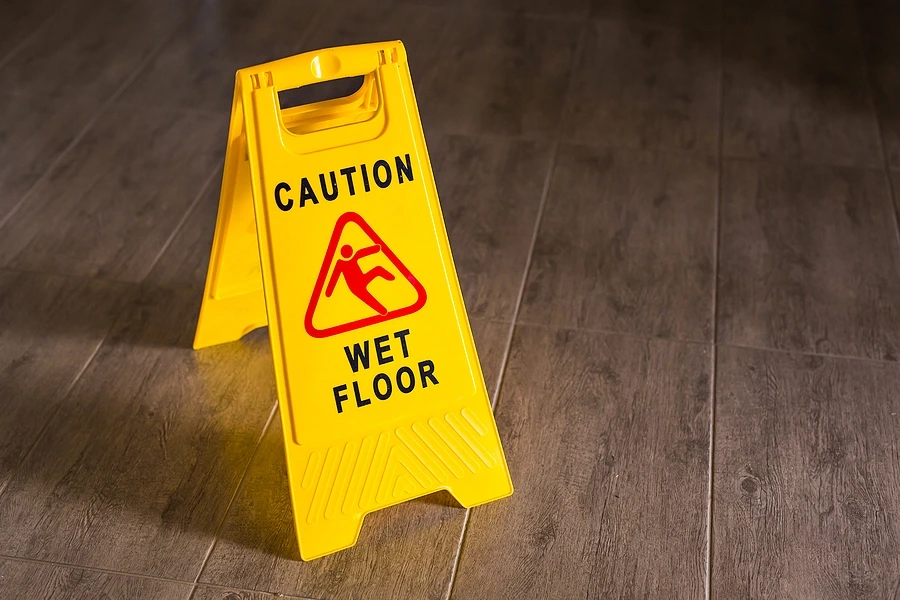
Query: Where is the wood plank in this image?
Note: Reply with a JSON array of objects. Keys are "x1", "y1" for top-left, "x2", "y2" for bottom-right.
[
  {"x1": 191, "y1": 585, "x2": 312, "y2": 600},
  {"x1": 721, "y1": 0, "x2": 881, "y2": 167},
  {"x1": 198, "y1": 317, "x2": 510, "y2": 599},
  {"x1": 142, "y1": 174, "x2": 220, "y2": 291},
  {"x1": 0, "y1": 270, "x2": 134, "y2": 488},
  {"x1": 451, "y1": 325, "x2": 711, "y2": 599},
  {"x1": 712, "y1": 345, "x2": 900, "y2": 599},
  {"x1": 429, "y1": 135, "x2": 552, "y2": 320},
  {"x1": 894, "y1": 171, "x2": 900, "y2": 216},
  {"x1": 519, "y1": 143, "x2": 716, "y2": 341},
  {"x1": 0, "y1": 92, "x2": 97, "y2": 222},
  {"x1": 717, "y1": 159, "x2": 900, "y2": 360},
  {"x1": 0, "y1": 104, "x2": 225, "y2": 282},
  {"x1": 120, "y1": 0, "x2": 323, "y2": 114},
  {"x1": 0, "y1": 558, "x2": 191, "y2": 600},
  {"x1": 415, "y1": 13, "x2": 581, "y2": 137},
  {"x1": 561, "y1": 16, "x2": 719, "y2": 154},
  {"x1": 0, "y1": 286, "x2": 276, "y2": 579},
  {"x1": 857, "y1": 0, "x2": 900, "y2": 169},
  {"x1": 0, "y1": 0, "x2": 194, "y2": 104},
  {"x1": 0, "y1": 0, "x2": 197, "y2": 223},
  {"x1": 0, "y1": 0, "x2": 58, "y2": 64}
]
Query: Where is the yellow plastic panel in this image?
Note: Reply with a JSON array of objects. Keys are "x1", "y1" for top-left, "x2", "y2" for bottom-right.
[{"x1": 194, "y1": 42, "x2": 513, "y2": 560}]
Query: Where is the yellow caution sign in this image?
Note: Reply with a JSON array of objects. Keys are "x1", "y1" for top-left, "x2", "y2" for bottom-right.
[{"x1": 194, "y1": 42, "x2": 513, "y2": 560}]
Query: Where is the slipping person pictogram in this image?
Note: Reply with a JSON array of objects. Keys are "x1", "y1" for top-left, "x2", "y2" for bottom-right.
[
  {"x1": 326, "y1": 244, "x2": 396, "y2": 315},
  {"x1": 305, "y1": 212, "x2": 427, "y2": 338}
]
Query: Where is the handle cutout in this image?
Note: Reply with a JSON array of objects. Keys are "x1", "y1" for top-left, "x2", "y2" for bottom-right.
[
  {"x1": 278, "y1": 75, "x2": 366, "y2": 110},
  {"x1": 278, "y1": 74, "x2": 380, "y2": 136}
]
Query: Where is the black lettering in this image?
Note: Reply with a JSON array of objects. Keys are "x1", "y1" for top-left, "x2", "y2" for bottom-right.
[
  {"x1": 373, "y1": 159, "x2": 392, "y2": 188},
  {"x1": 397, "y1": 366, "x2": 415, "y2": 393},
  {"x1": 396, "y1": 154, "x2": 414, "y2": 183},
  {"x1": 419, "y1": 360, "x2": 438, "y2": 387},
  {"x1": 274, "y1": 182, "x2": 293, "y2": 211},
  {"x1": 352, "y1": 381, "x2": 371, "y2": 407},
  {"x1": 373, "y1": 373, "x2": 392, "y2": 400},
  {"x1": 343, "y1": 341, "x2": 370, "y2": 373},
  {"x1": 360, "y1": 163, "x2": 371, "y2": 192},
  {"x1": 374, "y1": 335, "x2": 393, "y2": 365},
  {"x1": 299, "y1": 177, "x2": 318, "y2": 207},
  {"x1": 394, "y1": 329, "x2": 411, "y2": 358},
  {"x1": 333, "y1": 384, "x2": 349, "y2": 413},
  {"x1": 319, "y1": 171, "x2": 338, "y2": 201},
  {"x1": 340, "y1": 166, "x2": 357, "y2": 196}
]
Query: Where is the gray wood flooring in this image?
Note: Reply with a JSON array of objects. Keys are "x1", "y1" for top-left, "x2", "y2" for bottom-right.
[{"x1": 1, "y1": 0, "x2": 899, "y2": 598}]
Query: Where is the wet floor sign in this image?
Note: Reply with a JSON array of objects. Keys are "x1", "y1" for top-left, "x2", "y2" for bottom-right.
[{"x1": 193, "y1": 42, "x2": 513, "y2": 560}]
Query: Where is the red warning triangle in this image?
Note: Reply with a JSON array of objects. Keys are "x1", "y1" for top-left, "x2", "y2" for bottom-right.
[{"x1": 305, "y1": 212, "x2": 427, "y2": 338}]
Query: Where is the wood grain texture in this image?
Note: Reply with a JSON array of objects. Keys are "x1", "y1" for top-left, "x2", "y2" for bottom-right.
[
  {"x1": 452, "y1": 325, "x2": 711, "y2": 599},
  {"x1": 0, "y1": 558, "x2": 192, "y2": 600},
  {"x1": 430, "y1": 135, "x2": 552, "y2": 320},
  {"x1": 0, "y1": 270, "x2": 133, "y2": 488},
  {"x1": 520, "y1": 143, "x2": 716, "y2": 341},
  {"x1": 143, "y1": 171, "x2": 221, "y2": 290},
  {"x1": 561, "y1": 17, "x2": 719, "y2": 154},
  {"x1": 712, "y1": 345, "x2": 900, "y2": 599},
  {"x1": 191, "y1": 585, "x2": 312, "y2": 600},
  {"x1": 0, "y1": 0, "x2": 193, "y2": 104},
  {"x1": 0, "y1": 104, "x2": 225, "y2": 282},
  {"x1": 415, "y1": 13, "x2": 581, "y2": 137},
  {"x1": 857, "y1": 0, "x2": 900, "y2": 170},
  {"x1": 120, "y1": 0, "x2": 322, "y2": 114},
  {"x1": 0, "y1": 0, "x2": 58, "y2": 66},
  {"x1": 198, "y1": 316, "x2": 510, "y2": 599},
  {"x1": 0, "y1": 286, "x2": 277, "y2": 579},
  {"x1": 0, "y1": 92, "x2": 97, "y2": 222},
  {"x1": 721, "y1": 0, "x2": 881, "y2": 167},
  {"x1": 717, "y1": 159, "x2": 900, "y2": 360}
]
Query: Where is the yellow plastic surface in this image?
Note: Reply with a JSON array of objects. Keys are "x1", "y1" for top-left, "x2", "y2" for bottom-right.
[{"x1": 194, "y1": 42, "x2": 513, "y2": 560}]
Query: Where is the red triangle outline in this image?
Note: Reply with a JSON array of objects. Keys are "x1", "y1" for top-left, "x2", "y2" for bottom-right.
[{"x1": 304, "y1": 212, "x2": 427, "y2": 338}]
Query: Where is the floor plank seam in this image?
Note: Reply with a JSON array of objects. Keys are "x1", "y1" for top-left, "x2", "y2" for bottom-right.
[
  {"x1": 513, "y1": 318, "x2": 714, "y2": 346},
  {"x1": 443, "y1": 15, "x2": 591, "y2": 599},
  {"x1": 188, "y1": 578, "x2": 322, "y2": 600},
  {"x1": 0, "y1": 0, "x2": 64, "y2": 73},
  {"x1": 141, "y1": 166, "x2": 222, "y2": 282},
  {"x1": 191, "y1": 400, "x2": 280, "y2": 586},
  {"x1": 0, "y1": 553, "x2": 196, "y2": 586},
  {"x1": 488, "y1": 140, "x2": 561, "y2": 415},
  {"x1": 0, "y1": 3, "x2": 196, "y2": 239},
  {"x1": 0, "y1": 553, "x2": 322, "y2": 600},
  {"x1": 0, "y1": 265, "x2": 191, "y2": 291},
  {"x1": 722, "y1": 341, "x2": 900, "y2": 366},
  {"x1": 0, "y1": 332, "x2": 107, "y2": 502},
  {"x1": 707, "y1": 0, "x2": 726, "y2": 596},
  {"x1": 507, "y1": 319, "x2": 900, "y2": 366}
]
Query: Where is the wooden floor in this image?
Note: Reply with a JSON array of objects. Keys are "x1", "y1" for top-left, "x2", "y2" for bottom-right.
[{"x1": 1, "y1": 0, "x2": 900, "y2": 598}]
